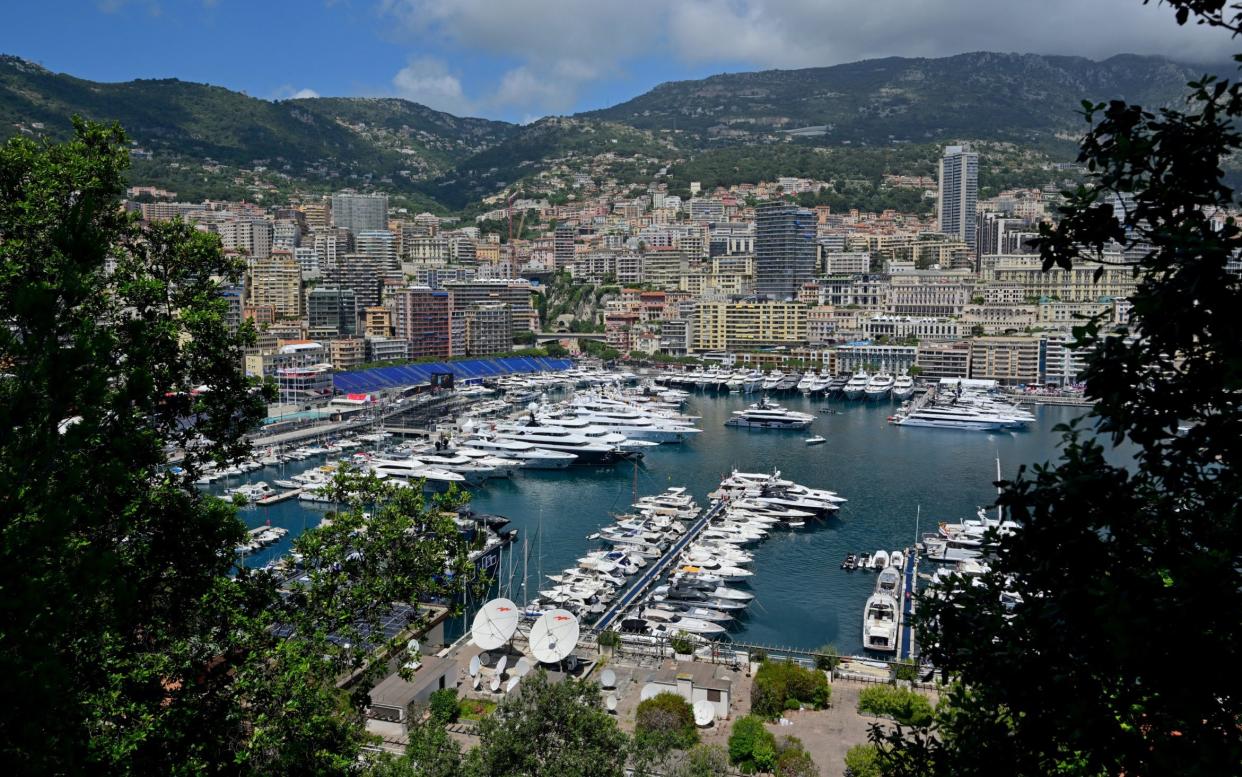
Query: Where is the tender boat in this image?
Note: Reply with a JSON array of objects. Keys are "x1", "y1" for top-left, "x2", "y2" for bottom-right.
[{"x1": 805, "y1": 435, "x2": 826, "y2": 445}]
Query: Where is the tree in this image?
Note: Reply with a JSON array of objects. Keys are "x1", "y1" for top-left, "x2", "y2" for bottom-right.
[
  {"x1": 464, "y1": 670, "x2": 629, "y2": 777},
  {"x1": 751, "y1": 660, "x2": 830, "y2": 719},
  {"x1": 428, "y1": 688, "x2": 460, "y2": 724},
  {"x1": 844, "y1": 744, "x2": 882, "y2": 777},
  {"x1": 877, "y1": 3, "x2": 1242, "y2": 775},
  {"x1": 729, "y1": 715, "x2": 777, "y2": 774},
  {"x1": 0, "y1": 122, "x2": 482, "y2": 773},
  {"x1": 666, "y1": 743, "x2": 731, "y2": 777},
  {"x1": 634, "y1": 692, "x2": 699, "y2": 752},
  {"x1": 775, "y1": 735, "x2": 819, "y2": 777}
]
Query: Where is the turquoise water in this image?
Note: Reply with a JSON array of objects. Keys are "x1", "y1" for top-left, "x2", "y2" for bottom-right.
[{"x1": 225, "y1": 393, "x2": 1095, "y2": 654}]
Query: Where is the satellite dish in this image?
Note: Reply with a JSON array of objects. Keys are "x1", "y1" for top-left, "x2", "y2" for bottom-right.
[
  {"x1": 600, "y1": 668, "x2": 617, "y2": 689},
  {"x1": 693, "y1": 700, "x2": 715, "y2": 727},
  {"x1": 473, "y1": 674, "x2": 481, "y2": 690},
  {"x1": 605, "y1": 693, "x2": 618, "y2": 712},
  {"x1": 479, "y1": 651, "x2": 491, "y2": 667},
  {"x1": 469, "y1": 654, "x2": 481, "y2": 677},
  {"x1": 513, "y1": 657, "x2": 532, "y2": 678},
  {"x1": 528, "y1": 609, "x2": 580, "y2": 664},
  {"x1": 639, "y1": 684, "x2": 660, "y2": 701},
  {"x1": 505, "y1": 676, "x2": 520, "y2": 694},
  {"x1": 472, "y1": 598, "x2": 520, "y2": 651},
  {"x1": 407, "y1": 639, "x2": 420, "y2": 655},
  {"x1": 490, "y1": 674, "x2": 501, "y2": 693},
  {"x1": 495, "y1": 655, "x2": 508, "y2": 676}
]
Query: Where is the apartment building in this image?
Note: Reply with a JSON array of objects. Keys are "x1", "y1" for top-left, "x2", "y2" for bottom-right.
[
  {"x1": 914, "y1": 340, "x2": 972, "y2": 379},
  {"x1": 969, "y1": 336, "x2": 1041, "y2": 385},
  {"x1": 247, "y1": 251, "x2": 302, "y2": 319},
  {"x1": 692, "y1": 301, "x2": 808, "y2": 351},
  {"x1": 392, "y1": 287, "x2": 452, "y2": 359}
]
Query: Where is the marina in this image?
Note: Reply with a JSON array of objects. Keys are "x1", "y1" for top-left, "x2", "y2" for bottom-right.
[{"x1": 208, "y1": 374, "x2": 1098, "y2": 655}]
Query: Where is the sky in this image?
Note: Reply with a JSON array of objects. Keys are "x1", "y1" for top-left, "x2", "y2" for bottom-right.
[{"x1": 0, "y1": 0, "x2": 1233, "y2": 124}]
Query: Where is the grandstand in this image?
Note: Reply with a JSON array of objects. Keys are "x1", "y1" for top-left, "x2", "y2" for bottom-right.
[{"x1": 331, "y1": 356, "x2": 574, "y2": 394}]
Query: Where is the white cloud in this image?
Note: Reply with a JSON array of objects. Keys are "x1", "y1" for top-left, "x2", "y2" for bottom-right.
[
  {"x1": 290, "y1": 88, "x2": 320, "y2": 99},
  {"x1": 392, "y1": 57, "x2": 476, "y2": 115},
  {"x1": 272, "y1": 85, "x2": 322, "y2": 100},
  {"x1": 378, "y1": 0, "x2": 1235, "y2": 119}
]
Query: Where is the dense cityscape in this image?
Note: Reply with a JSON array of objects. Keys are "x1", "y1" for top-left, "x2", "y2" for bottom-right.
[{"x1": 2, "y1": 2, "x2": 1240, "y2": 776}]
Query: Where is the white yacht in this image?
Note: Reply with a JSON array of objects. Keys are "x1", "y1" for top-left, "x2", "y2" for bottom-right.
[
  {"x1": 489, "y1": 423, "x2": 621, "y2": 465},
  {"x1": 559, "y1": 407, "x2": 700, "y2": 443},
  {"x1": 796, "y1": 372, "x2": 817, "y2": 394},
  {"x1": 864, "y1": 373, "x2": 895, "y2": 401},
  {"x1": 843, "y1": 371, "x2": 871, "y2": 400},
  {"x1": 725, "y1": 397, "x2": 815, "y2": 430},
  {"x1": 892, "y1": 374, "x2": 915, "y2": 400},
  {"x1": 369, "y1": 459, "x2": 469, "y2": 492},
  {"x1": 863, "y1": 592, "x2": 899, "y2": 653},
  {"x1": 459, "y1": 436, "x2": 577, "y2": 469},
  {"x1": 762, "y1": 371, "x2": 784, "y2": 391},
  {"x1": 893, "y1": 404, "x2": 1028, "y2": 431},
  {"x1": 230, "y1": 481, "x2": 275, "y2": 500},
  {"x1": 642, "y1": 607, "x2": 727, "y2": 636}
]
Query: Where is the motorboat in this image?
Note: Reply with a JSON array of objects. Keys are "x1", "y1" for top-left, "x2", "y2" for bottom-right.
[
  {"x1": 863, "y1": 593, "x2": 899, "y2": 653},
  {"x1": 459, "y1": 435, "x2": 577, "y2": 469},
  {"x1": 875, "y1": 566, "x2": 901, "y2": 596},
  {"x1": 369, "y1": 459, "x2": 469, "y2": 492},
  {"x1": 725, "y1": 397, "x2": 815, "y2": 430},
  {"x1": 805, "y1": 435, "x2": 826, "y2": 445},
  {"x1": 872, "y1": 550, "x2": 890, "y2": 570},
  {"x1": 843, "y1": 372, "x2": 870, "y2": 400},
  {"x1": 864, "y1": 373, "x2": 895, "y2": 401},
  {"x1": 892, "y1": 374, "x2": 915, "y2": 400},
  {"x1": 229, "y1": 481, "x2": 276, "y2": 500},
  {"x1": 642, "y1": 607, "x2": 727, "y2": 636}
]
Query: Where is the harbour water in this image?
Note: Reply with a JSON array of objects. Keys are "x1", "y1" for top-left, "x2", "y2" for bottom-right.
[{"x1": 226, "y1": 392, "x2": 1096, "y2": 655}]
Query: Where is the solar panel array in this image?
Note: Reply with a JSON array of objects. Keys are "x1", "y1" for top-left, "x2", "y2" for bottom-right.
[{"x1": 332, "y1": 356, "x2": 575, "y2": 394}]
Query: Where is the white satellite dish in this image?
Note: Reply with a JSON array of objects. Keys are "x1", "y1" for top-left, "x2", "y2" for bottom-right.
[
  {"x1": 473, "y1": 674, "x2": 481, "y2": 690},
  {"x1": 406, "y1": 638, "x2": 420, "y2": 655},
  {"x1": 468, "y1": 654, "x2": 481, "y2": 677},
  {"x1": 490, "y1": 674, "x2": 501, "y2": 693},
  {"x1": 605, "y1": 693, "x2": 618, "y2": 712},
  {"x1": 528, "y1": 609, "x2": 580, "y2": 664},
  {"x1": 472, "y1": 598, "x2": 520, "y2": 651},
  {"x1": 600, "y1": 668, "x2": 616, "y2": 689},
  {"x1": 693, "y1": 699, "x2": 715, "y2": 727},
  {"x1": 505, "y1": 676, "x2": 520, "y2": 694},
  {"x1": 495, "y1": 654, "x2": 508, "y2": 676},
  {"x1": 513, "y1": 657, "x2": 532, "y2": 678},
  {"x1": 639, "y1": 685, "x2": 660, "y2": 701}
]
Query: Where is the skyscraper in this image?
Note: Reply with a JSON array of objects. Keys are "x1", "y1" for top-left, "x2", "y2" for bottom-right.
[
  {"x1": 754, "y1": 202, "x2": 816, "y2": 300},
  {"x1": 330, "y1": 192, "x2": 389, "y2": 234},
  {"x1": 554, "y1": 224, "x2": 576, "y2": 270},
  {"x1": 938, "y1": 145, "x2": 979, "y2": 249}
]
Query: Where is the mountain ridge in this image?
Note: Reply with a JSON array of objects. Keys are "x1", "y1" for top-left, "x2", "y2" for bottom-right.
[{"x1": 0, "y1": 51, "x2": 1212, "y2": 210}]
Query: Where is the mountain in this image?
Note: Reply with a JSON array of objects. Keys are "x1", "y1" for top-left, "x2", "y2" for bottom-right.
[
  {"x1": 0, "y1": 52, "x2": 1216, "y2": 210},
  {"x1": 584, "y1": 52, "x2": 1210, "y2": 145}
]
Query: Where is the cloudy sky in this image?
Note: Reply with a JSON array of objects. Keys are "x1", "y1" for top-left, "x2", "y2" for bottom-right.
[{"x1": 2, "y1": 0, "x2": 1233, "y2": 123}]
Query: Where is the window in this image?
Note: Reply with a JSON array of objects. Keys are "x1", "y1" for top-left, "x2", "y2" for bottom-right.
[{"x1": 707, "y1": 689, "x2": 722, "y2": 702}]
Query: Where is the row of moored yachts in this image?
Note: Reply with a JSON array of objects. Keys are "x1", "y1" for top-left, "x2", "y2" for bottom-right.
[
  {"x1": 530, "y1": 471, "x2": 846, "y2": 642},
  {"x1": 890, "y1": 381, "x2": 1035, "y2": 432},
  {"x1": 657, "y1": 368, "x2": 916, "y2": 400}
]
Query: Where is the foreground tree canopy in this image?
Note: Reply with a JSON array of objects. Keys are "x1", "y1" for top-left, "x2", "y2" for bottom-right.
[
  {"x1": 877, "y1": 2, "x2": 1242, "y2": 774},
  {"x1": 0, "y1": 120, "x2": 479, "y2": 774}
]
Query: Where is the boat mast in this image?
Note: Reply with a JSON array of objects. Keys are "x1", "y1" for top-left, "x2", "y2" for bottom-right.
[{"x1": 995, "y1": 454, "x2": 1003, "y2": 525}]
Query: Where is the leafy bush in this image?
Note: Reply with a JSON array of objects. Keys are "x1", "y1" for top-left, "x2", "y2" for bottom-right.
[
  {"x1": 775, "y1": 735, "x2": 819, "y2": 777},
  {"x1": 857, "y1": 686, "x2": 934, "y2": 726},
  {"x1": 893, "y1": 659, "x2": 919, "y2": 683},
  {"x1": 668, "y1": 743, "x2": 730, "y2": 777},
  {"x1": 729, "y1": 715, "x2": 777, "y2": 774},
  {"x1": 669, "y1": 632, "x2": 695, "y2": 656},
  {"x1": 597, "y1": 629, "x2": 621, "y2": 649},
  {"x1": 813, "y1": 644, "x2": 840, "y2": 671},
  {"x1": 635, "y1": 692, "x2": 698, "y2": 752},
  {"x1": 843, "y1": 743, "x2": 881, "y2": 777},
  {"x1": 751, "y1": 661, "x2": 831, "y2": 719},
  {"x1": 427, "y1": 688, "x2": 459, "y2": 724}
]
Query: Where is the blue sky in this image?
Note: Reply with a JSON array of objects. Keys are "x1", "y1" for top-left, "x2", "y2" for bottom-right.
[{"x1": 1, "y1": 1, "x2": 1231, "y2": 123}]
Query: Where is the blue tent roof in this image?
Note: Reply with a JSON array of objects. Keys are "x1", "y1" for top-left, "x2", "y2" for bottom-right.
[{"x1": 332, "y1": 356, "x2": 574, "y2": 394}]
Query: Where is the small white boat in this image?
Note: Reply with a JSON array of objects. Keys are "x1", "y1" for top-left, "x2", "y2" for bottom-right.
[
  {"x1": 871, "y1": 550, "x2": 890, "y2": 570},
  {"x1": 805, "y1": 435, "x2": 826, "y2": 445}
]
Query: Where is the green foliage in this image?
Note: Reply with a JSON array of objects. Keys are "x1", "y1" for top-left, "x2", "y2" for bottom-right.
[
  {"x1": 465, "y1": 670, "x2": 629, "y2": 777},
  {"x1": 893, "y1": 660, "x2": 919, "y2": 683},
  {"x1": 667, "y1": 743, "x2": 731, "y2": 777},
  {"x1": 597, "y1": 629, "x2": 622, "y2": 648},
  {"x1": 751, "y1": 661, "x2": 831, "y2": 719},
  {"x1": 428, "y1": 688, "x2": 459, "y2": 724},
  {"x1": 844, "y1": 743, "x2": 882, "y2": 777},
  {"x1": 729, "y1": 715, "x2": 777, "y2": 774},
  {"x1": 857, "y1": 686, "x2": 934, "y2": 727},
  {"x1": 545, "y1": 341, "x2": 570, "y2": 358},
  {"x1": 877, "y1": 5, "x2": 1242, "y2": 777},
  {"x1": 814, "y1": 644, "x2": 840, "y2": 671},
  {"x1": 457, "y1": 697, "x2": 496, "y2": 721},
  {"x1": 775, "y1": 735, "x2": 820, "y2": 777},
  {"x1": 0, "y1": 122, "x2": 481, "y2": 772},
  {"x1": 513, "y1": 330, "x2": 537, "y2": 345},
  {"x1": 580, "y1": 337, "x2": 621, "y2": 361},
  {"x1": 669, "y1": 632, "x2": 696, "y2": 655},
  {"x1": 635, "y1": 692, "x2": 699, "y2": 752},
  {"x1": 404, "y1": 717, "x2": 463, "y2": 777}
]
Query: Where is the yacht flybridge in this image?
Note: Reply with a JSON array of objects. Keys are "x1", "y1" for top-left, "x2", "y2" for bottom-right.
[
  {"x1": 843, "y1": 371, "x2": 870, "y2": 400},
  {"x1": 725, "y1": 397, "x2": 815, "y2": 430}
]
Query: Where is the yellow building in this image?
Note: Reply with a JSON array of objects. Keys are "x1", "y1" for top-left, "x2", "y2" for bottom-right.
[
  {"x1": 692, "y1": 301, "x2": 808, "y2": 351},
  {"x1": 247, "y1": 252, "x2": 302, "y2": 319},
  {"x1": 969, "y1": 336, "x2": 1041, "y2": 385}
]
